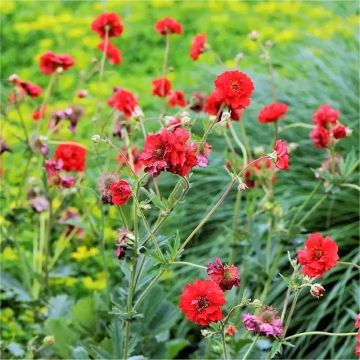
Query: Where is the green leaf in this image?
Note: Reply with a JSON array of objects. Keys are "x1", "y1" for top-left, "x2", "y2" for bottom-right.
[
  {"x1": 270, "y1": 340, "x2": 283, "y2": 358},
  {"x1": 165, "y1": 339, "x2": 190, "y2": 359},
  {"x1": 71, "y1": 296, "x2": 97, "y2": 334}
]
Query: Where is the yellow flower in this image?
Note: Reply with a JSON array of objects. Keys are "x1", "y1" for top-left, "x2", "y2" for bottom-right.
[
  {"x1": 2, "y1": 247, "x2": 18, "y2": 261},
  {"x1": 71, "y1": 246, "x2": 99, "y2": 261},
  {"x1": 82, "y1": 272, "x2": 106, "y2": 291}
]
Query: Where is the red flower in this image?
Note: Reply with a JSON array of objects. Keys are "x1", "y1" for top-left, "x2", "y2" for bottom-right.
[
  {"x1": 310, "y1": 283, "x2": 325, "y2": 298},
  {"x1": 245, "y1": 158, "x2": 275, "y2": 188},
  {"x1": 109, "y1": 180, "x2": 132, "y2": 206},
  {"x1": 155, "y1": 17, "x2": 182, "y2": 36},
  {"x1": 214, "y1": 70, "x2": 254, "y2": 109},
  {"x1": 18, "y1": 81, "x2": 42, "y2": 98},
  {"x1": 32, "y1": 105, "x2": 47, "y2": 121},
  {"x1": 107, "y1": 88, "x2": 138, "y2": 117},
  {"x1": 60, "y1": 176, "x2": 76, "y2": 188},
  {"x1": 355, "y1": 314, "x2": 360, "y2": 329},
  {"x1": 273, "y1": 139, "x2": 289, "y2": 170},
  {"x1": 297, "y1": 233, "x2": 339, "y2": 277},
  {"x1": 179, "y1": 279, "x2": 226, "y2": 326},
  {"x1": 205, "y1": 91, "x2": 242, "y2": 121},
  {"x1": 258, "y1": 102, "x2": 288, "y2": 123},
  {"x1": 190, "y1": 34, "x2": 207, "y2": 61},
  {"x1": 117, "y1": 146, "x2": 142, "y2": 173},
  {"x1": 91, "y1": 12, "x2": 124, "y2": 38},
  {"x1": 207, "y1": 258, "x2": 240, "y2": 291},
  {"x1": 312, "y1": 104, "x2": 339, "y2": 127},
  {"x1": 310, "y1": 125, "x2": 330, "y2": 148},
  {"x1": 152, "y1": 77, "x2": 172, "y2": 97},
  {"x1": 97, "y1": 41, "x2": 122, "y2": 65},
  {"x1": 39, "y1": 51, "x2": 75, "y2": 75},
  {"x1": 168, "y1": 90, "x2": 185, "y2": 107},
  {"x1": 77, "y1": 89, "x2": 87, "y2": 98},
  {"x1": 332, "y1": 124, "x2": 347, "y2": 139},
  {"x1": 226, "y1": 325, "x2": 237, "y2": 336},
  {"x1": 54, "y1": 143, "x2": 86, "y2": 172},
  {"x1": 139, "y1": 128, "x2": 197, "y2": 177}
]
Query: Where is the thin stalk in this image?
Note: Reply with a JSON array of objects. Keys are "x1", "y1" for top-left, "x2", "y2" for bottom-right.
[
  {"x1": 280, "y1": 123, "x2": 313, "y2": 132},
  {"x1": 172, "y1": 261, "x2": 206, "y2": 270},
  {"x1": 117, "y1": 206, "x2": 129, "y2": 229},
  {"x1": 14, "y1": 102, "x2": 30, "y2": 146},
  {"x1": 100, "y1": 201, "x2": 111, "y2": 307},
  {"x1": 265, "y1": 216, "x2": 273, "y2": 273},
  {"x1": 162, "y1": 35, "x2": 170, "y2": 78},
  {"x1": 281, "y1": 287, "x2": 291, "y2": 322},
  {"x1": 221, "y1": 322, "x2": 228, "y2": 360},
  {"x1": 296, "y1": 194, "x2": 327, "y2": 229},
  {"x1": 15, "y1": 152, "x2": 33, "y2": 207},
  {"x1": 228, "y1": 120, "x2": 247, "y2": 166},
  {"x1": 230, "y1": 191, "x2": 242, "y2": 264},
  {"x1": 284, "y1": 331, "x2": 357, "y2": 341},
  {"x1": 242, "y1": 335, "x2": 259, "y2": 360},
  {"x1": 283, "y1": 290, "x2": 300, "y2": 337},
  {"x1": 44, "y1": 198, "x2": 53, "y2": 296},
  {"x1": 239, "y1": 121, "x2": 251, "y2": 160},
  {"x1": 338, "y1": 261, "x2": 360, "y2": 270}
]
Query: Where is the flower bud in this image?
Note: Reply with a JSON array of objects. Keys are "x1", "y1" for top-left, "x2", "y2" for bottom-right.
[
  {"x1": 310, "y1": 284, "x2": 325, "y2": 298},
  {"x1": 43, "y1": 335, "x2": 55, "y2": 346},
  {"x1": 265, "y1": 40, "x2": 274, "y2": 48},
  {"x1": 250, "y1": 299, "x2": 263, "y2": 308},
  {"x1": 92, "y1": 134, "x2": 101, "y2": 143},
  {"x1": 248, "y1": 30, "x2": 259, "y2": 41},
  {"x1": 226, "y1": 325, "x2": 237, "y2": 336},
  {"x1": 56, "y1": 66, "x2": 64, "y2": 74}
]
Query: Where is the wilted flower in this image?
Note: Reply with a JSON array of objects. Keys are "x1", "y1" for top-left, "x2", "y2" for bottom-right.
[
  {"x1": 99, "y1": 173, "x2": 119, "y2": 204},
  {"x1": 29, "y1": 196, "x2": 49, "y2": 213},
  {"x1": 189, "y1": 33, "x2": 207, "y2": 61},
  {"x1": 273, "y1": 140, "x2": 289, "y2": 170},
  {"x1": 207, "y1": 258, "x2": 240, "y2": 291}
]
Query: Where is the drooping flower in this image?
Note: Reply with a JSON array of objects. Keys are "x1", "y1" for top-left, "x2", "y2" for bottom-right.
[
  {"x1": 115, "y1": 229, "x2": 131, "y2": 259},
  {"x1": 310, "y1": 125, "x2": 330, "y2": 148},
  {"x1": 107, "y1": 88, "x2": 138, "y2": 117},
  {"x1": 242, "y1": 306, "x2": 283, "y2": 338},
  {"x1": 207, "y1": 258, "x2": 240, "y2": 291},
  {"x1": 189, "y1": 92, "x2": 205, "y2": 113},
  {"x1": 117, "y1": 146, "x2": 142, "y2": 173},
  {"x1": 64, "y1": 105, "x2": 84, "y2": 133},
  {"x1": 44, "y1": 159, "x2": 62, "y2": 185},
  {"x1": 168, "y1": 90, "x2": 185, "y2": 107},
  {"x1": 312, "y1": 104, "x2": 339, "y2": 127},
  {"x1": 97, "y1": 41, "x2": 122, "y2": 65},
  {"x1": 332, "y1": 124, "x2": 347, "y2": 139},
  {"x1": 59, "y1": 208, "x2": 84, "y2": 238},
  {"x1": 152, "y1": 77, "x2": 172, "y2": 98},
  {"x1": 54, "y1": 143, "x2": 86, "y2": 172},
  {"x1": 29, "y1": 196, "x2": 49, "y2": 213},
  {"x1": 155, "y1": 17, "x2": 182, "y2": 36},
  {"x1": 258, "y1": 102, "x2": 288, "y2": 123},
  {"x1": 39, "y1": 51, "x2": 75, "y2": 75},
  {"x1": 91, "y1": 12, "x2": 124, "y2": 38},
  {"x1": 18, "y1": 81, "x2": 42, "y2": 98},
  {"x1": 273, "y1": 139, "x2": 289, "y2": 170},
  {"x1": 310, "y1": 283, "x2": 325, "y2": 298},
  {"x1": 109, "y1": 180, "x2": 132, "y2": 206},
  {"x1": 179, "y1": 279, "x2": 226, "y2": 326},
  {"x1": 226, "y1": 325, "x2": 237, "y2": 336},
  {"x1": 166, "y1": 117, "x2": 182, "y2": 130},
  {"x1": 297, "y1": 233, "x2": 339, "y2": 277},
  {"x1": 214, "y1": 70, "x2": 254, "y2": 110},
  {"x1": 99, "y1": 173, "x2": 119, "y2": 204},
  {"x1": 190, "y1": 34, "x2": 207, "y2": 61}
]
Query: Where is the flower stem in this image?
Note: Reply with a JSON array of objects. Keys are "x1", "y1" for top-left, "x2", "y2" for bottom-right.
[
  {"x1": 283, "y1": 290, "x2": 300, "y2": 337},
  {"x1": 281, "y1": 287, "x2": 291, "y2": 322},
  {"x1": 14, "y1": 102, "x2": 30, "y2": 147},
  {"x1": 284, "y1": 331, "x2": 357, "y2": 341},
  {"x1": 338, "y1": 261, "x2": 360, "y2": 270},
  {"x1": 162, "y1": 35, "x2": 170, "y2": 78},
  {"x1": 221, "y1": 322, "x2": 229, "y2": 360},
  {"x1": 228, "y1": 120, "x2": 247, "y2": 167},
  {"x1": 230, "y1": 191, "x2": 242, "y2": 264},
  {"x1": 242, "y1": 334, "x2": 259, "y2": 360},
  {"x1": 239, "y1": 121, "x2": 251, "y2": 160},
  {"x1": 172, "y1": 261, "x2": 206, "y2": 269}
]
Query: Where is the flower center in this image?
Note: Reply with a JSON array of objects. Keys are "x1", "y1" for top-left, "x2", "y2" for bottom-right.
[
  {"x1": 155, "y1": 148, "x2": 164, "y2": 159},
  {"x1": 313, "y1": 249, "x2": 323, "y2": 260},
  {"x1": 196, "y1": 296, "x2": 209, "y2": 312},
  {"x1": 230, "y1": 80, "x2": 239, "y2": 92}
]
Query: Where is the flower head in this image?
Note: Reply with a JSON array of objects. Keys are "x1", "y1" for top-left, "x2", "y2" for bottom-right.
[
  {"x1": 107, "y1": 88, "x2": 138, "y2": 117},
  {"x1": 205, "y1": 91, "x2": 242, "y2": 121},
  {"x1": 97, "y1": 41, "x2": 122, "y2": 65},
  {"x1": 18, "y1": 80, "x2": 42, "y2": 98},
  {"x1": 332, "y1": 124, "x2": 347, "y2": 139},
  {"x1": 310, "y1": 125, "x2": 330, "y2": 148},
  {"x1": 190, "y1": 34, "x2": 207, "y2": 61},
  {"x1": 273, "y1": 139, "x2": 289, "y2": 170},
  {"x1": 297, "y1": 233, "x2": 339, "y2": 277},
  {"x1": 312, "y1": 104, "x2": 339, "y2": 127},
  {"x1": 54, "y1": 143, "x2": 86, "y2": 172},
  {"x1": 152, "y1": 77, "x2": 172, "y2": 98},
  {"x1": 91, "y1": 12, "x2": 124, "y2": 38},
  {"x1": 179, "y1": 279, "x2": 226, "y2": 326},
  {"x1": 155, "y1": 17, "x2": 182, "y2": 36},
  {"x1": 226, "y1": 325, "x2": 237, "y2": 336},
  {"x1": 39, "y1": 51, "x2": 75, "y2": 75},
  {"x1": 355, "y1": 314, "x2": 360, "y2": 329},
  {"x1": 258, "y1": 102, "x2": 288, "y2": 123},
  {"x1": 214, "y1": 70, "x2": 254, "y2": 110},
  {"x1": 168, "y1": 90, "x2": 185, "y2": 107},
  {"x1": 242, "y1": 306, "x2": 283, "y2": 338},
  {"x1": 310, "y1": 283, "x2": 325, "y2": 298},
  {"x1": 109, "y1": 180, "x2": 132, "y2": 206},
  {"x1": 99, "y1": 173, "x2": 119, "y2": 204},
  {"x1": 207, "y1": 258, "x2": 240, "y2": 291}
]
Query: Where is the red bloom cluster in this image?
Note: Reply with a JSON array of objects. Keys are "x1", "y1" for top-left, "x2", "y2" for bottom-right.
[
  {"x1": 273, "y1": 139, "x2": 289, "y2": 170},
  {"x1": 258, "y1": 102, "x2": 288, "y2": 123},
  {"x1": 117, "y1": 146, "x2": 142, "y2": 174},
  {"x1": 107, "y1": 88, "x2": 138, "y2": 117},
  {"x1": 91, "y1": 12, "x2": 124, "y2": 38},
  {"x1": 310, "y1": 104, "x2": 347, "y2": 148},
  {"x1": 9, "y1": 75, "x2": 42, "y2": 98},
  {"x1": 245, "y1": 158, "x2": 276, "y2": 188},
  {"x1": 97, "y1": 41, "x2": 122, "y2": 65},
  {"x1": 155, "y1": 17, "x2": 182, "y2": 36},
  {"x1": 39, "y1": 51, "x2": 75, "y2": 75},
  {"x1": 168, "y1": 90, "x2": 185, "y2": 107},
  {"x1": 109, "y1": 180, "x2": 132, "y2": 206},
  {"x1": 139, "y1": 128, "x2": 197, "y2": 177},
  {"x1": 297, "y1": 233, "x2": 339, "y2": 277},
  {"x1": 190, "y1": 34, "x2": 207, "y2": 61},
  {"x1": 207, "y1": 258, "x2": 240, "y2": 291},
  {"x1": 54, "y1": 143, "x2": 86, "y2": 172},
  {"x1": 152, "y1": 77, "x2": 172, "y2": 98},
  {"x1": 179, "y1": 279, "x2": 225, "y2": 326}
]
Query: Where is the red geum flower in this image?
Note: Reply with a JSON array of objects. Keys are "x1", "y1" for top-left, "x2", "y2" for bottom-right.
[
  {"x1": 168, "y1": 90, "x2": 186, "y2": 107},
  {"x1": 258, "y1": 102, "x2": 288, "y2": 123},
  {"x1": 297, "y1": 232, "x2": 339, "y2": 277},
  {"x1": 117, "y1": 146, "x2": 142, "y2": 174},
  {"x1": 155, "y1": 17, "x2": 182, "y2": 36},
  {"x1": 91, "y1": 12, "x2": 124, "y2": 38},
  {"x1": 107, "y1": 88, "x2": 138, "y2": 117},
  {"x1": 226, "y1": 325, "x2": 237, "y2": 336},
  {"x1": 207, "y1": 258, "x2": 240, "y2": 291},
  {"x1": 39, "y1": 51, "x2": 75, "y2": 75},
  {"x1": 214, "y1": 70, "x2": 254, "y2": 110},
  {"x1": 310, "y1": 125, "x2": 330, "y2": 148},
  {"x1": 332, "y1": 124, "x2": 347, "y2": 139},
  {"x1": 190, "y1": 33, "x2": 207, "y2": 61},
  {"x1": 18, "y1": 81, "x2": 42, "y2": 98},
  {"x1": 310, "y1": 283, "x2": 325, "y2": 298},
  {"x1": 109, "y1": 180, "x2": 132, "y2": 206},
  {"x1": 99, "y1": 173, "x2": 119, "y2": 204},
  {"x1": 152, "y1": 77, "x2": 172, "y2": 97},
  {"x1": 179, "y1": 279, "x2": 226, "y2": 326},
  {"x1": 97, "y1": 41, "x2": 122, "y2": 65},
  {"x1": 189, "y1": 92, "x2": 206, "y2": 113},
  {"x1": 205, "y1": 91, "x2": 242, "y2": 121},
  {"x1": 55, "y1": 143, "x2": 86, "y2": 172},
  {"x1": 312, "y1": 104, "x2": 339, "y2": 127},
  {"x1": 273, "y1": 139, "x2": 289, "y2": 170}
]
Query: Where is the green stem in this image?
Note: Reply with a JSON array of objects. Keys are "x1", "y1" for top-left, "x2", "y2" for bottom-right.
[
  {"x1": 296, "y1": 194, "x2": 327, "y2": 229},
  {"x1": 117, "y1": 206, "x2": 129, "y2": 229},
  {"x1": 283, "y1": 290, "x2": 300, "y2": 337},
  {"x1": 265, "y1": 216, "x2": 273, "y2": 273},
  {"x1": 172, "y1": 261, "x2": 206, "y2": 269},
  {"x1": 279, "y1": 123, "x2": 313, "y2": 132},
  {"x1": 284, "y1": 331, "x2": 357, "y2": 341},
  {"x1": 239, "y1": 121, "x2": 251, "y2": 160},
  {"x1": 281, "y1": 287, "x2": 291, "y2": 322},
  {"x1": 228, "y1": 120, "x2": 247, "y2": 167},
  {"x1": 100, "y1": 201, "x2": 111, "y2": 307},
  {"x1": 14, "y1": 102, "x2": 30, "y2": 147},
  {"x1": 242, "y1": 335, "x2": 259, "y2": 360},
  {"x1": 338, "y1": 261, "x2": 360, "y2": 270},
  {"x1": 39, "y1": 72, "x2": 57, "y2": 135},
  {"x1": 162, "y1": 35, "x2": 170, "y2": 78},
  {"x1": 230, "y1": 191, "x2": 242, "y2": 264},
  {"x1": 221, "y1": 322, "x2": 228, "y2": 360},
  {"x1": 341, "y1": 183, "x2": 360, "y2": 192}
]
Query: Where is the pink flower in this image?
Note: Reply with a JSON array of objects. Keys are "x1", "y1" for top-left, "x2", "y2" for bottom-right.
[
  {"x1": 273, "y1": 139, "x2": 289, "y2": 170},
  {"x1": 207, "y1": 258, "x2": 240, "y2": 291}
]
